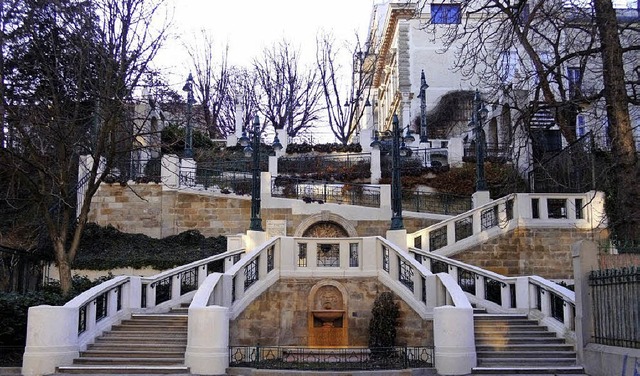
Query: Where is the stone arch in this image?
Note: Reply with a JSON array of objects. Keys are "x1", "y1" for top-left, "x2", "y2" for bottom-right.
[{"x1": 294, "y1": 211, "x2": 358, "y2": 237}]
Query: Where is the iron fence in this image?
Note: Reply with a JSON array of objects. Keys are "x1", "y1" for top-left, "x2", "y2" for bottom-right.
[
  {"x1": 463, "y1": 143, "x2": 511, "y2": 163},
  {"x1": 111, "y1": 158, "x2": 162, "y2": 182},
  {"x1": 528, "y1": 132, "x2": 602, "y2": 193},
  {"x1": 229, "y1": 346, "x2": 434, "y2": 370},
  {"x1": 197, "y1": 159, "x2": 268, "y2": 174},
  {"x1": 402, "y1": 191, "x2": 472, "y2": 215},
  {"x1": 271, "y1": 177, "x2": 380, "y2": 208},
  {"x1": 278, "y1": 153, "x2": 371, "y2": 179},
  {"x1": 180, "y1": 170, "x2": 252, "y2": 195},
  {"x1": 589, "y1": 267, "x2": 640, "y2": 349}
]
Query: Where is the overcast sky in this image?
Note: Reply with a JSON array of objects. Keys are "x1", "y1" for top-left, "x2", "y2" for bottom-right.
[{"x1": 155, "y1": 0, "x2": 375, "y2": 88}]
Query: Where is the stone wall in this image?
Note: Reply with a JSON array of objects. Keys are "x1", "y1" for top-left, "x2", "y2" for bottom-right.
[
  {"x1": 451, "y1": 228, "x2": 603, "y2": 279},
  {"x1": 230, "y1": 277, "x2": 433, "y2": 347},
  {"x1": 89, "y1": 184, "x2": 438, "y2": 239}
]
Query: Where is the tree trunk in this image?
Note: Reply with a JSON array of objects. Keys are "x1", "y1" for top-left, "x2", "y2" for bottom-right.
[{"x1": 594, "y1": 0, "x2": 640, "y2": 243}]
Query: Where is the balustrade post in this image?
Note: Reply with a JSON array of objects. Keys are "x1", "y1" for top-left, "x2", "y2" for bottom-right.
[
  {"x1": 127, "y1": 277, "x2": 142, "y2": 310},
  {"x1": 446, "y1": 222, "x2": 456, "y2": 248},
  {"x1": 539, "y1": 197, "x2": 549, "y2": 219},
  {"x1": 198, "y1": 265, "x2": 208, "y2": 288},
  {"x1": 472, "y1": 210, "x2": 482, "y2": 235},
  {"x1": 434, "y1": 306, "x2": 476, "y2": 375},
  {"x1": 107, "y1": 288, "x2": 118, "y2": 317},
  {"x1": 425, "y1": 274, "x2": 439, "y2": 308},
  {"x1": 500, "y1": 283, "x2": 511, "y2": 309},
  {"x1": 161, "y1": 154, "x2": 180, "y2": 188},
  {"x1": 147, "y1": 283, "x2": 157, "y2": 308},
  {"x1": 563, "y1": 302, "x2": 574, "y2": 330},
  {"x1": 172, "y1": 274, "x2": 182, "y2": 300},
  {"x1": 540, "y1": 289, "x2": 551, "y2": 317},
  {"x1": 371, "y1": 148, "x2": 381, "y2": 184},
  {"x1": 475, "y1": 275, "x2": 486, "y2": 301},
  {"x1": 86, "y1": 300, "x2": 97, "y2": 333},
  {"x1": 185, "y1": 306, "x2": 230, "y2": 375},
  {"x1": 514, "y1": 277, "x2": 530, "y2": 310}
]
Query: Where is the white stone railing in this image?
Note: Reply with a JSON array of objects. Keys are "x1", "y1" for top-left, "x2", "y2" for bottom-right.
[
  {"x1": 21, "y1": 249, "x2": 242, "y2": 376},
  {"x1": 413, "y1": 250, "x2": 577, "y2": 341},
  {"x1": 408, "y1": 191, "x2": 606, "y2": 258}
]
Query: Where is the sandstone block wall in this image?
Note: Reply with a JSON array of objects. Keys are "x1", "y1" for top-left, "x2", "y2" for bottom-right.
[
  {"x1": 89, "y1": 184, "x2": 438, "y2": 238},
  {"x1": 452, "y1": 228, "x2": 604, "y2": 279},
  {"x1": 230, "y1": 277, "x2": 433, "y2": 347}
]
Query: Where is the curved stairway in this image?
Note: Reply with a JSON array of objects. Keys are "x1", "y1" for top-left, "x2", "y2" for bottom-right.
[
  {"x1": 56, "y1": 311, "x2": 190, "y2": 375},
  {"x1": 472, "y1": 313, "x2": 587, "y2": 375}
]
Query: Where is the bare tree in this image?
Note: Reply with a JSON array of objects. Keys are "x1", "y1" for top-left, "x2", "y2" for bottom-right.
[
  {"x1": 0, "y1": 0, "x2": 169, "y2": 295},
  {"x1": 253, "y1": 40, "x2": 324, "y2": 138},
  {"x1": 316, "y1": 32, "x2": 375, "y2": 145},
  {"x1": 185, "y1": 33, "x2": 237, "y2": 138},
  {"x1": 416, "y1": 0, "x2": 639, "y2": 241}
]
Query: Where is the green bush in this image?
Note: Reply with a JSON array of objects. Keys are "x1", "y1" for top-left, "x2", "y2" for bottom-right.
[{"x1": 368, "y1": 292, "x2": 400, "y2": 350}]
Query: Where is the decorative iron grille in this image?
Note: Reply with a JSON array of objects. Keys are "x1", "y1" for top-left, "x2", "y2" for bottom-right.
[
  {"x1": 232, "y1": 276, "x2": 236, "y2": 302},
  {"x1": 277, "y1": 153, "x2": 371, "y2": 178},
  {"x1": 228, "y1": 346, "x2": 434, "y2": 370},
  {"x1": 430, "y1": 260, "x2": 448, "y2": 274},
  {"x1": 267, "y1": 246, "x2": 275, "y2": 272},
  {"x1": 484, "y1": 278, "x2": 502, "y2": 305},
  {"x1": 317, "y1": 244, "x2": 340, "y2": 267},
  {"x1": 180, "y1": 268, "x2": 198, "y2": 295},
  {"x1": 455, "y1": 217, "x2": 473, "y2": 241},
  {"x1": 233, "y1": 253, "x2": 242, "y2": 264},
  {"x1": 413, "y1": 235, "x2": 422, "y2": 249},
  {"x1": 505, "y1": 199, "x2": 514, "y2": 220},
  {"x1": 458, "y1": 269, "x2": 476, "y2": 294},
  {"x1": 421, "y1": 277, "x2": 427, "y2": 303},
  {"x1": 429, "y1": 227, "x2": 448, "y2": 251},
  {"x1": 244, "y1": 258, "x2": 259, "y2": 291},
  {"x1": 116, "y1": 285, "x2": 122, "y2": 311},
  {"x1": 399, "y1": 258, "x2": 414, "y2": 292},
  {"x1": 154, "y1": 277, "x2": 172, "y2": 305},
  {"x1": 271, "y1": 177, "x2": 380, "y2": 208},
  {"x1": 297, "y1": 243, "x2": 307, "y2": 267},
  {"x1": 141, "y1": 283, "x2": 147, "y2": 308},
  {"x1": 349, "y1": 243, "x2": 359, "y2": 267},
  {"x1": 95, "y1": 292, "x2": 108, "y2": 322},
  {"x1": 549, "y1": 291, "x2": 564, "y2": 323},
  {"x1": 480, "y1": 206, "x2": 498, "y2": 230},
  {"x1": 78, "y1": 304, "x2": 88, "y2": 334},
  {"x1": 382, "y1": 246, "x2": 390, "y2": 272}
]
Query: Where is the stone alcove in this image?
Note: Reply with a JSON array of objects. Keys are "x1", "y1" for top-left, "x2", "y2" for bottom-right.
[
  {"x1": 294, "y1": 211, "x2": 358, "y2": 238},
  {"x1": 307, "y1": 280, "x2": 349, "y2": 347}
]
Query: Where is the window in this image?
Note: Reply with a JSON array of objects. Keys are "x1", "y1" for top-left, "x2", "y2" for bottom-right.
[
  {"x1": 547, "y1": 199, "x2": 567, "y2": 219},
  {"x1": 317, "y1": 244, "x2": 340, "y2": 267},
  {"x1": 431, "y1": 4, "x2": 461, "y2": 24},
  {"x1": 576, "y1": 114, "x2": 587, "y2": 138},
  {"x1": 349, "y1": 243, "x2": 359, "y2": 267},
  {"x1": 568, "y1": 67, "x2": 582, "y2": 98},
  {"x1": 499, "y1": 51, "x2": 519, "y2": 83}
]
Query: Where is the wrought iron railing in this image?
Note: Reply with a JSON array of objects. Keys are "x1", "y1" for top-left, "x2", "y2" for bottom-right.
[
  {"x1": 463, "y1": 142, "x2": 511, "y2": 163},
  {"x1": 271, "y1": 177, "x2": 380, "y2": 208},
  {"x1": 229, "y1": 346, "x2": 434, "y2": 370},
  {"x1": 278, "y1": 153, "x2": 371, "y2": 178},
  {"x1": 402, "y1": 190, "x2": 472, "y2": 215},
  {"x1": 180, "y1": 170, "x2": 252, "y2": 195}
]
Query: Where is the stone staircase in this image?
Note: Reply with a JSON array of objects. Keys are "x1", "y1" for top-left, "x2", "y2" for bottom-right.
[
  {"x1": 56, "y1": 310, "x2": 190, "y2": 375},
  {"x1": 472, "y1": 313, "x2": 586, "y2": 375}
]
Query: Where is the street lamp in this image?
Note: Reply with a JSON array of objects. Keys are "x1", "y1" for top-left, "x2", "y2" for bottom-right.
[
  {"x1": 370, "y1": 114, "x2": 413, "y2": 230},
  {"x1": 239, "y1": 115, "x2": 282, "y2": 232},
  {"x1": 182, "y1": 73, "x2": 195, "y2": 158},
  {"x1": 418, "y1": 69, "x2": 429, "y2": 143},
  {"x1": 470, "y1": 90, "x2": 489, "y2": 191}
]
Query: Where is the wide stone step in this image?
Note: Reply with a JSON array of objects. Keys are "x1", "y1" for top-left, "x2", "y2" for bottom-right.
[
  {"x1": 80, "y1": 350, "x2": 186, "y2": 358},
  {"x1": 476, "y1": 337, "x2": 566, "y2": 345},
  {"x1": 472, "y1": 366, "x2": 586, "y2": 375},
  {"x1": 73, "y1": 357, "x2": 185, "y2": 366},
  {"x1": 111, "y1": 324, "x2": 187, "y2": 332},
  {"x1": 476, "y1": 344, "x2": 574, "y2": 352},
  {"x1": 120, "y1": 319, "x2": 188, "y2": 327},
  {"x1": 475, "y1": 330, "x2": 557, "y2": 338},
  {"x1": 87, "y1": 343, "x2": 187, "y2": 352},
  {"x1": 95, "y1": 338, "x2": 188, "y2": 346},
  {"x1": 56, "y1": 365, "x2": 190, "y2": 374},
  {"x1": 475, "y1": 319, "x2": 539, "y2": 326},
  {"x1": 102, "y1": 329, "x2": 187, "y2": 336},
  {"x1": 477, "y1": 358, "x2": 577, "y2": 367},
  {"x1": 477, "y1": 350, "x2": 576, "y2": 359}
]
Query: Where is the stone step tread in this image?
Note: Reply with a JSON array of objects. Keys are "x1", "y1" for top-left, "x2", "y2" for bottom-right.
[
  {"x1": 80, "y1": 350, "x2": 186, "y2": 357},
  {"x1": 475, "y1": 326, "x2": 550, "y2": 332},
  {"x1": 477, "y1": 351, "x2": 576, "y2": 358},
  {"x1": 474, "y1": 314, "x2": 528, "y2": 318},
  {"x1": 476, "y1": 338, "x2": 566, "y2": 344},
  {"x1": 102, "y1": 330, "x2": 187, "y2": 336},
  {"x1": 73, "y1": 357, "x2": 185, "y2": 365},
  {"x1": 475, "y1": 320, "x2": 539, "y2": 325},
  {"x1": 472, "y1": 366, "x2": 585, "y2": 374},
  {"x1": 478, "y1": 358, "x2": 577, "y2": 365},
  {"x1": 131, "y1": 313, "x2": 187, "y2": 318},
  {"x1": 476, "y1": 344, "x2": 574, "y2": 351},
  {"x1": 119, "y1": 321, "x2": 188, "y2": 326},
  {"x1": 56, "y1": 365, "x2": 190, "y2": 375},
  {"x1": 95, "y1": 338, "x2": 188, "y2": 344},
  {"x1": 88, "y1": 344, "x2": 187, "y2": 350},
  {"x1": 112, "y1": 325, "x2": 187, "y2": 330},
  {"x1": 475, "y1": 332, "x2": 557, "y2": 337}
]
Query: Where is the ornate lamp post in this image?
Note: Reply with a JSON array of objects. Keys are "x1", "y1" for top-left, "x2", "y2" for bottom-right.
[
  {"x1": 418, "y1": 69, "x2": 429, "y2": 143},
  {"x1": 471, "y1": 90, "x2": 489, "y2": 191},
  {"x1": 371, "y1": 114, "x2": 414, "y2": 230},
  {"x1": 239, "y1": 115, "x2": 282, "y2": 232},
  {"x1": 182, "y1": 73, "x2": 195, "y2": 158}
]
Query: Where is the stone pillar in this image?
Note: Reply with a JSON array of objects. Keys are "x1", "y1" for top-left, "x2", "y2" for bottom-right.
[
  {"x1": 379, "y1": 185, "x2": 392, "y2": 219},
  {"x1": 184, "y1": 306, "x2": 230, "y2": 375},
  {"x1": 434, "y1": 306, "x2": 476, "y2": 375},
  {"x1": 276, "y1": 129, "x2": 288, "y2": 154},
  {"x1": 447, "y1": 138, "x2": 464, "y2": 167},
  {"x1": 472, "y1": 191, "x2": 491, "y2": 208},
  {"x1": 386, "y1": 229, "x2": 408, "y2": 251},
  {"x1": 268, "y1": 155, "x2": 278, "y2": 178},
  {"x1": 370, "y1": 148, "x2": 381, "y2": 184},
  {"x1": 161, "y1": 154, "x2": 180, "y2": 188},
  {"x1": 22, "y1": 306, "x2": 80, "y2": 376},
  {"x1": 245, "y1": 230, "x2": 268, "y2": 253},
  {"x1": 572, "y1": 240, "x2": 598, "y2": 365}
]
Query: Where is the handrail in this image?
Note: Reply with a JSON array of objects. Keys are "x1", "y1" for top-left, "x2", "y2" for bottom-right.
[{"x1": 64, "y1": 275, "x2": 130, "y2": 309}]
